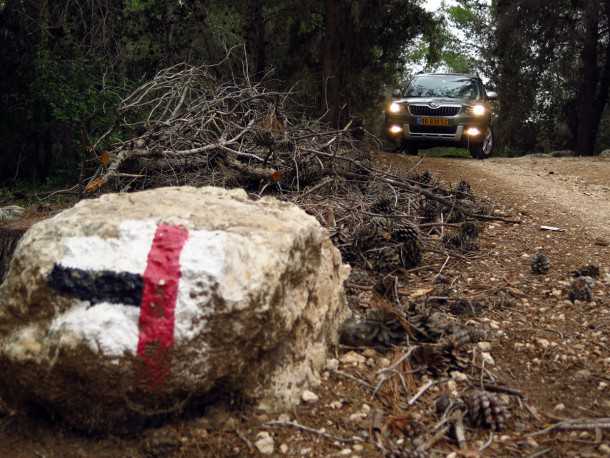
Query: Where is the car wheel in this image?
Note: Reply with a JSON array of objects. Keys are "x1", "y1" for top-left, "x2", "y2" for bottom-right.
[
  {"x1": 469, "y1": 128, "x2": 494, "y2": 159},
  {"x1": 402, "y1": 141, "x2": 419, "y2": 156}
]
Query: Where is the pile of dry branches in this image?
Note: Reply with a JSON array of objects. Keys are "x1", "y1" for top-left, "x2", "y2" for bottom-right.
[{"x1": 87, "y1": 52, "x2": 505, "y2": 285}]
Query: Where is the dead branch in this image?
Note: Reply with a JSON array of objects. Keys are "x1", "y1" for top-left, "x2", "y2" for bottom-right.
[{"x1": 264, "y1": 420, "x2": 364, "y2": 444}]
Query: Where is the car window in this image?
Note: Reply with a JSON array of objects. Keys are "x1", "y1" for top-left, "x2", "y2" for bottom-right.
[{"x1": 406, "y1": 76, "x2": 481, "y2": 99}]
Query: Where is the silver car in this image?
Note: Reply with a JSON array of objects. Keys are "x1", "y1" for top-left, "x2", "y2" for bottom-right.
[{"x1": 385, "y1": 73, "x2": 497, "y2": 159}]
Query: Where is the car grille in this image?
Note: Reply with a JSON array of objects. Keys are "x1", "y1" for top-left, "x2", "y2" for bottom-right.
[
  {"x1": 410, "y1": 125, "x2": 457, "y2": 135},
  {"x1": 409, "y1": 105, "x2": 461, "y2": 117}
]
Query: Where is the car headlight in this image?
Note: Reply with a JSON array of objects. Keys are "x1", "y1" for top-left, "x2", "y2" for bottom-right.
[
  {"x1": 471, "y1": 104, "x2": 486, "y2": 116},
  {"x1": 389, "y1": 102, "x2": 403, "y2": 114}
]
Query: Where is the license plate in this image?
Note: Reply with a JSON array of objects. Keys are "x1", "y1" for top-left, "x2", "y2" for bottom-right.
[{"x1": 418, "y1": 117, "x2": 449, "y2": 126}]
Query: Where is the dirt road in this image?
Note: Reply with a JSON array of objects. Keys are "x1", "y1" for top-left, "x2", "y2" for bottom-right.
[
  {"x1": 387, "y1": 154, "x2": 610, "y2": 239},
  {"x1": 0, "y1": 154, "x2": 608, "y2": 457},
  {"x1": 378, "y1": 153, "x2": 610, "y2": 456}
]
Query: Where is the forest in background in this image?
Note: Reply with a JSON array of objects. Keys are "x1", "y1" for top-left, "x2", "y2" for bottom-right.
[{"x1": 1, "y1": 0, "x2": 610, "y2": 186}]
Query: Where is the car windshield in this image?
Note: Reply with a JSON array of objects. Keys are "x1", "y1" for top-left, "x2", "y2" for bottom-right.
[{"x1": 406, "y1": 76, "x2": 481, "y2": 99}]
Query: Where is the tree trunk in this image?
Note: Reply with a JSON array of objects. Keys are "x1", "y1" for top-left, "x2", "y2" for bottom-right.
[
  {"x1": 322, "y1": 0, "x2": 341, "y2": 127},
  {"x1": 591, "y1": 0, "x2": 610, "y2": 152},
  {"x1": 576, "y1": 0, "x2": 600, "y2": 156},
  {"x1": 494, "y1": 0, "x2": 529, "y2": 151},
  {"x1": 244, "y1": 0, "x2": 266, "y2": 78}
]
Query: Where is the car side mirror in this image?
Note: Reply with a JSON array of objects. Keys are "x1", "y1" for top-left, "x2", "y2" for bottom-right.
[
  {"x1": 486, "y1": 91, "x2": 498, "y2": 100},
  {"x1": 392, "y1": 89, "x2": 402, "y2": 98}
]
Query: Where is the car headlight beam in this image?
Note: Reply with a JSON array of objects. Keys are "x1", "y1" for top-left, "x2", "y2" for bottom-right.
[
  {"x1": 389, "y1": 102, "x2": 402, "y2": 114},
  {"x1": 471, "y1": 104, "x2": 486, "y2": 116},
  {"x1": 389, "y1": 125, "x2": 403, "y2": 134},
  {"x1": 466, "y1": 127, "x2": 481, "y2": 137}
]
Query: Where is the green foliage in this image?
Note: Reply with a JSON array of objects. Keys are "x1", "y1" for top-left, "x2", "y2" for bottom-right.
[
  {"x1": 31, "y1": 53, "x2": 119, "y2": 128},
  {"x1": 0, "y1": 0, "x2": 443, "y2": 184}
]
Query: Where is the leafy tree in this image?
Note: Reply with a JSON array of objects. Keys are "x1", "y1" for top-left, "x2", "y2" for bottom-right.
[{"x1": 0, "y1": 0, "x2": 439, "y2": 183}]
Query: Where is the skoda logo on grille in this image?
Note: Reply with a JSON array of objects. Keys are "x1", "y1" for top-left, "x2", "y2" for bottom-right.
[{"x1": 429, "y1": 103, "x2": 440, "y2": 109}]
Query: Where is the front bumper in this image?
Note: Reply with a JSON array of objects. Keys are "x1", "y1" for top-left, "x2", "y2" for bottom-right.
[
  {"x1": 385, "y1": 107, "x2": 490, "y2": 144},
  {"x1": 395, "y1": 124, "x2": 465, "y2": 142}
]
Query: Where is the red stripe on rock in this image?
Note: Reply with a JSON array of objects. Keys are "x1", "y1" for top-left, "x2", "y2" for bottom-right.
[{"x1": 137, "y1": 224, "x2": 189, "y2": 388}]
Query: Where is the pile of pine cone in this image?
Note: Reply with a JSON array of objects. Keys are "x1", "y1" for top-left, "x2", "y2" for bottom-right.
[{"x1": 328, "y1": 174, "x2": 491, "y2": 277}]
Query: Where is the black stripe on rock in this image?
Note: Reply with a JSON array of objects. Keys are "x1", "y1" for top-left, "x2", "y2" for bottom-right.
[{"x1": 48, "y1": 264, "x2": 143, "y2": 306}]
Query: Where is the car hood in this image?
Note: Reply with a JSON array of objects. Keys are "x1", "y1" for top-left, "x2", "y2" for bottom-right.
[{"x1": 395, "y1": 97, "x2": 475, "y2": 106}]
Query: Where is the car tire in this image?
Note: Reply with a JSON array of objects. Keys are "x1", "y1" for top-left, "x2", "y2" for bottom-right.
[
  {"x1": 402, "y1": 141, "x2": 418, "y2": 156},
  {"x1": 468, "y1": 128, "x2": 494, "y2": 159}
]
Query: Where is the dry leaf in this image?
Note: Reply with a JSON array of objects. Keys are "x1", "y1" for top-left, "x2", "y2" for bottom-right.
[
  {"x1": 99, "y1": 151, "x2": 111, "y2": 167},
  {"x1": 85, "y1": 177, "x2": 104, "y2": 193},
  {"x1": 407, "y1": 287, "x2": 434, "y2": 300}
]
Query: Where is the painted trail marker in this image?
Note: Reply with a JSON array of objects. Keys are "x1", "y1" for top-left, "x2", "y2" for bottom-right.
[
  {"x1": 137, "y1": 224, "x2": 188, "y2": 386},
  {"x1": 49, "y1": 223, "x2": 190, "y2": 387}
]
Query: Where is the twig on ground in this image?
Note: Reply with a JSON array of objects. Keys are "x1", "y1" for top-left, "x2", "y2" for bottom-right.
[
  {"x1": 331, "y1": 369, "x2": 374, "y2": 390},
  {"x1": 477, "y1": 383, "x2": 525, "y2": 398},
  {"x1": 235, "y1": 429, "x2": 254, "y2": 452},
  {"x1": 265, "y1": 420, "x2": 364, "y2": 444},
  {"x1": 526, "y1": 418, "x2": 610, "y2": 437},
  {"x1": 408, "y1": 379, "x2": 449, "y2": 406}
]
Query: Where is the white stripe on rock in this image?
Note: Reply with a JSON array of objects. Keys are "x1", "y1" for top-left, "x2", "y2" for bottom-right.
[
  {"x1": 60, "y1": 220, "x2": 158, "y2": 274},
  {"x1": 49, "y1": 302, "x2": 140, "y2": 358},
  {"x1": 174, "y1": 230, "x2": 226, "y2": 341}
]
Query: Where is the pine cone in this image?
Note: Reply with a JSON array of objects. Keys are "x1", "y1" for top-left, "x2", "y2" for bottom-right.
[
  {"x1": 446, "y1": 206, "x2": 466, "y2": 224},
  {"x1": 443, "y1": 233, "x2": 479, "y2": 252},
  {"x1": 444, "y1": 326, "x2": 486, "y2": 350},
  {"x1": 442, "y1": 233, "x2": 462, "y2": 250},
  {"x1": 372, "y1": 245, "x2": 408, "y2": 272},
  {"x1": 568, "y1": 276, "x2": 594, "y2": 302},
  {"x1": 400, "y1": 239, "x2": 422, "y2": 268},
  {"x1": 253, "y1": 129, "x2": 275, "y2": 148},
  {"x1": 571, "y1": 264, "x2": 600, "y2": 279},
  {"x1": 392, "y1": 221, "x2": 420, "y2": 243},
  {"x1": 531, "y1": 251, "x2": 550, "y2": 274},
  {"x1": 374, "y1": 274, "x2": 398, "y2": 298},
  {"x1": 371, "y1": 195, "x2": 395, "y2": 214},
  {"x1": 460, "y1": 221, "x2": 480, "y2": 240},
  {"x1": 370, "y1": 216, "x2": 393, "y2": 235},
  {"x1": 430, "y1": 281, "x2": 454, "y2": 305},
  {"x1": 434, "y1": 274, "x2": 450, "y2": 285},
  {"x1": 353, "y1": 217, "x2": 390, "y2": 250},
  {"x1": 491, "y1": 288, "x2": 517, "y2": 308},
  {"x1": 464, "y1": 390, "x2": 510, "y2": 431},
  {"x1": 435, "y1": 394, "x2": 452, "y2": 416},
  {"x1": 281, "y1": 159, "x2": 323, "y2": 189},
  {"x1": 455, "y1": 180, "x2": 472, "y2": 196},
  {"x1": 411, "y1": 344, "x2": 451, "y2": 375},
  {"x1": 339, "y1": 317, "x2": 374, "y2": 347},
  {"x1": 476, "y1": 201, "x2": 495, "y2": 216},
  {"x1": 450, "y1": 299, "x2": 484, "y2": 317},
  {"x1": 420, "y1": 198, "x2": 441, "y2": 222},
  {"x1": 418, "y1": 170, "x2": 434, "y2": 185},
  {"x1": 410, "y1": 311, "x2": 452, "y2": 342},
  {"x1": 461, "y1": 239, "x2": 480, "y2": 252},
  {"x1": 339, "y1": 310, "x2": 406, "y2": 349},
  {"x1": 297, "y1": 160, "x2": 324, "y2": 187}
]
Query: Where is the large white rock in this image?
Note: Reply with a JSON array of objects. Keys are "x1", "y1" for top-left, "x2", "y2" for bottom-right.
[{"x1": 0, "y1": 187, "x2": 349, "y2": 432}]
